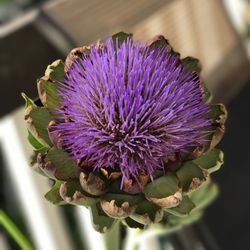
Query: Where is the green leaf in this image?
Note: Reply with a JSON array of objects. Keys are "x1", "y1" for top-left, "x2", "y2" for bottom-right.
[
  {"x1": 37, "y1": 60, "x2": 64, "y2": 114},
  {"x1": 182, "y1": 57, "x2": 201, "y2": 73},
  {"x1": 176, "y1": 162, "x2": 205, "y2": 191},
  {"x1": 149, "y1": 35, "x2": 169, "y2": 48},
  {"x1": 89, "y1": 203, "x2": 115, "y2": 233},
  {"x1": 30, "y1": 151, "x2": 38, "y2": 166},
  {"x1": 100, "y1": 200, "x2": 136, "y2": 219},
  {"x1": 27, "y1": 130, "x2": 48, "y2": 153},
  {"x1": 203, "y1": 87, "x2": 213, "y2": 103},
  {"x1": 143, "y1": 173, "x2": 179, "y2": 199},
  {"x1": 21, "y1": 92, "x2": 36, "y2": 109},
  {"x1": 189, "y1": 179, "x2": 218, "y2": 211},
  {"x1": 22, "y1": 93, "x2": 51, "y2": 150},
  {"x1": 208, "y1": 104, "x2": 227, "y2": 123},
  {"x1": 80, "y1": 172, "x2": 107, "y2": 196},
  {"x1": 206, "y1": 104, "x2": 227, "y2": 150},
  {"x1": 44, "y1": 147, "x2": 80, "y2": 180},
  {"x1": 27, "y1": 130, "x2": 43, "y2": 149},
  {"x1": 149, "y1": 35, "x2": 179, "y2": 56},
  {"x1": 193, "y1": 148, "x2": 224, "y2": 173},
  {"x1": 101, "y1": 193, "x2": 143, "y2": 207},
  {"x1": 61, "y1": 180, "x2": 82, "y2": 195},
  {"x1": 37, "y1": 77, "x2": 61, "y2": 114},
  {"x1": 45, "y1": 59, "x2": 65, "y2": 81},
  {"x1": 45, "y1": 181, "x2": 66, "y2": 205},
  {"x1": 130, "y1": 200, "x2": 164, "y2": 225},
  {"x1": 166, "y1": 209, "x2": 203, "y2": 227},
  {"x1": 65, "y1": 46, "x2": 90, "y2": 70},
  {"x1": 165, "y1": 196, "x2": 195, "y2": 217},
  {"x1": 29, "y1": 152, "x2": 48, "y2": 177},
  {"x1": 112, "y1": 32, "x2": 132, "y2": 49},
  {"x1": 25, "y1": 107, "x2": 53, "y2": 147},
  {"x1": 60, "y1": 180, "x2": 98, "y2": 207},
  {"x1": 0, "y1": 210, "x2": 34, "y2": 250}
]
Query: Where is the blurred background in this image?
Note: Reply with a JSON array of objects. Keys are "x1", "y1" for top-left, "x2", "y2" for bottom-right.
[{"x1": 0, "y1": 0, "x2": 250, "y2": 249}]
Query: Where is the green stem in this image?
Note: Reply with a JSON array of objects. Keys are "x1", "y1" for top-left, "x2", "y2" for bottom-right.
[
  {"x1": 0, "y1": 210, "x2": 33, "y2": 250},
  {"x1": 103, "y1": 220, "x2": 121, "y2": 250}
]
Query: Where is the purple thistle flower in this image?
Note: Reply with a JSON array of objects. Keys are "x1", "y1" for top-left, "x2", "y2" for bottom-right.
[{"x1": 54, "y1": 38, "x2": 211, "y2": 181}]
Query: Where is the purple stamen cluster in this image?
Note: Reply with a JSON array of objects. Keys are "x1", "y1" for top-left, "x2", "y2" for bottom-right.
[{"x1": 55, "y1": 38, "x2": 211, "y2": 180}]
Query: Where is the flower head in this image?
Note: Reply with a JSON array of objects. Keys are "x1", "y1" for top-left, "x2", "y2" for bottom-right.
[
  {"x1": 54, "y1": 37, "x2": 210, "y2": 181},
  {"x1": 23, "y1": 32, "x2": 227, "y2": 232}
]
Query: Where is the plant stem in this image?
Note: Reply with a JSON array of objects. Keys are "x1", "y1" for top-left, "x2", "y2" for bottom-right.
[
  {"x1": 103, "y1": 220, "x2": 121, "y2": 250},
  {"x1": 0, "y1": 210, "x2": 33, "y2": 250}
]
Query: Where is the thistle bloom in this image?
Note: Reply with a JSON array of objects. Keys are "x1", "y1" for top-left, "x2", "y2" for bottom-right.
[
  {"x1": 54, "y1": 38, "x2": 210, "y2": 181},
  {"x1": 23, "y1": 32, "x2": 226, "y2": 233}
]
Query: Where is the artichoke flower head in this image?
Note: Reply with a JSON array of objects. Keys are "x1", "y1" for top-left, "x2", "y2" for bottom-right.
[{"x1": 23, "y1": 32, "x2": 227, "y2": 233}]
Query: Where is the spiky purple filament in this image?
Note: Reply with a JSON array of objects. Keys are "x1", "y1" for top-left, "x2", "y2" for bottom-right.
[{"x1": 55, "y1": 38, "x2": 211, "y2": 180}]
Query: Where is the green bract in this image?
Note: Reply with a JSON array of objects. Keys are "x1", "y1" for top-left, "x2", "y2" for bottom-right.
[{"x1": 23, "y1": 32, "x2": 227, "y2": 233}]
